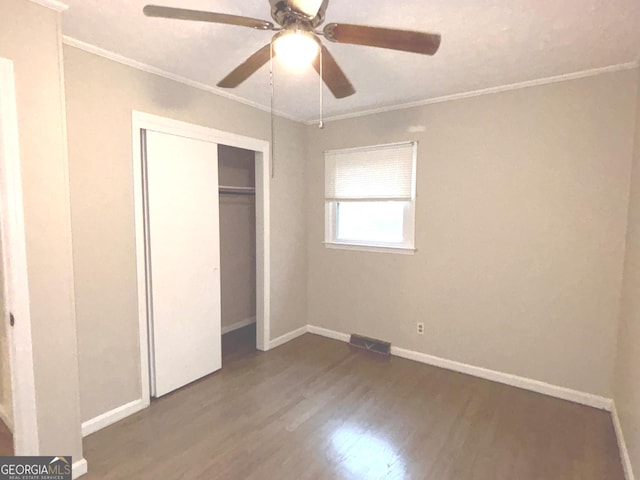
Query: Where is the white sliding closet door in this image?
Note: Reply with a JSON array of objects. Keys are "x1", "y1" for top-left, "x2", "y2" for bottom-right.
[{"x1": 145, "y1": 130, "x2": 221, "y2": 397}]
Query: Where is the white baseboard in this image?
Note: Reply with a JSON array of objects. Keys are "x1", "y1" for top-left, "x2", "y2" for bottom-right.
[
  {"x1": 307, "y1": 325, "x2": 350, "y2": 343},
  {"x1": 612, "y1": 403, "x2": 636, "y2": 480},
  {"x1": 0, "y1": 402, "x2": 13, "y2": 432},
  {"x1": 72, "y1": 458, "x2": 88, "y2": 479},
  {"x1": 269, "y1": 325, "x2": 308, "y2": 350},
  {"x1": 82, "y1": 398, "x2": 148, "y2": 437},
  {"x1": 391, "y1": 345, "x2": 612, "y2": 410},
  {"x1": 307, "y1": 324, "x2": 613, "y2": 411},
  {"x1": 221, "y1": 317, "x2": 256, "y2": 335}
]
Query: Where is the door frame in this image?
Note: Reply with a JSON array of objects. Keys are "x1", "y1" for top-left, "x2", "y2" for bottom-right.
[
  {"x1": 132, "y1": 111, "x2": 271, "y2": 403},
  {"x1": 0, "y1": 57, "x2": 40, "y2": 454}
]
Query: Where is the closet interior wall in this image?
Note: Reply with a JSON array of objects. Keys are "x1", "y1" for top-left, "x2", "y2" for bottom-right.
[{"x1": 218, "y1": 145, "x2": 257, "y2": 333}]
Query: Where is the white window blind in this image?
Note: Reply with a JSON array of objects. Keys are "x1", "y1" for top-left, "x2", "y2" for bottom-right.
[
  {"x1": 324, "y1": 141, "x2": 417, "y2": 253},
  {"x1": 325, "y1": 142, "x2": 415, "y2": 201}
]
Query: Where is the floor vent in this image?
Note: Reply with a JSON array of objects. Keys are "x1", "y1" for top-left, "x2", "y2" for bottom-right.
[{"x1": 349, "y1": 334, "x2": 391, "y2": 356}]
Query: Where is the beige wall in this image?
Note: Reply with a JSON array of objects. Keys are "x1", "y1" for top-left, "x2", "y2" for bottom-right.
[
  {"x1": 63, "y1": 46, "x2": 308, "y2": 423},
  {"x1": 306, "y1": 69, "x2": 637, "y2": 397},
  {"x1": 0, "y1": 0, "x2": 83, "y2": 459},
  {"x1": 219, "y1": 145, "x2": 256, "y2": 330},
  {"x1": 614, "y1": 69, "x2": 640, "y2": 475}
]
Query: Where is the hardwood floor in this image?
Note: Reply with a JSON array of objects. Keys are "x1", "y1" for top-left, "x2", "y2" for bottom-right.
[
  {"x1": 0, "y1": 418, "x2": 12, "y2": 456},
  {"x1": 83, "y1": 333, "x2": 624, "y2": 479},
  {"x1": 221, "y1": 323, "x2": 257, "y2": 363}
]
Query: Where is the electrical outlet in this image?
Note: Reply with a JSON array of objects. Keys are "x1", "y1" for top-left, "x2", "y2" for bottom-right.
[{"x1": 417, "y1": 322, "x2": 424, "y2": 335}]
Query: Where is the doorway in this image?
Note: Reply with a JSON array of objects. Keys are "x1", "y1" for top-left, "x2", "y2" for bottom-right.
[
  {"x1": 132, "y1": 112, "x2": 271, "y2": 403},
  {"x1": 0, "y1": 57, "x2": 39, "y2": 455}
]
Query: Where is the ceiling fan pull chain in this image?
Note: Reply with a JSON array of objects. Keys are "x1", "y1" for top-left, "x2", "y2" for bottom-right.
[
  {"x1": 319, "y1": 46, "x2": 324, "y2": 129},
  {"x1": 269, "y1": 41, "x2": 275, "y2": 178}
]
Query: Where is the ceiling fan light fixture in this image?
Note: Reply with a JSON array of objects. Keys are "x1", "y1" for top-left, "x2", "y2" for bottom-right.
[{"x1": 273, "y1": 30, "x2": 319, "y2": 70}]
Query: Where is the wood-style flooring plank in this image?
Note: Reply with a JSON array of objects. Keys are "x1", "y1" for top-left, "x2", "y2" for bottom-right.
[{"x1": 83, "y1": 333, "x2": 624, "y2": 479}]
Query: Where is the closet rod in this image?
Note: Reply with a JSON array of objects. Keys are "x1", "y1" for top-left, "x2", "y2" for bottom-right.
[{"x1": 218, "y1": 185, "x2": 256, "y2": 195}]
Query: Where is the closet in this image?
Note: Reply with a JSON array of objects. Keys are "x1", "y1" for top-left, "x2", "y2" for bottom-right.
[
  {"x1": 218, "y1": 145, "x2": 257, "y2": 354},
  {"x1": 143, "y1": 133, "x2": 257, "y2": 398}
]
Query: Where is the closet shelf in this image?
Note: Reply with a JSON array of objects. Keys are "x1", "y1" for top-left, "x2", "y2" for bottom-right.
[{"x1": 219, "y1": 185, "x2": 256, "y2": 195}]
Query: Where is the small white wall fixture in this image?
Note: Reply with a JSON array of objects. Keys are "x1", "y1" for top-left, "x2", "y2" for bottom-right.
[
  {"x1": 132, "y1": 111, "x2": 271, "y2": 405},
  {"x1": 0, "y1": 57, "x2": 40, "y2": 455}
]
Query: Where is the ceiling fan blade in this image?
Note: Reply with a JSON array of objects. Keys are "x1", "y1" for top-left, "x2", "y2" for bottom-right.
[
  {"x1": 217, "y1": 44, "x2": 272, "y2": 88},
  {"x1": 143, "y1": 5, "x2": 274, "y2": 30},
  {"x1": 323, "y1": 23, "x2": 441, "y2": 55},
  {"x1": 312, "y1": 44, "x2": 355, "y2": 99}
]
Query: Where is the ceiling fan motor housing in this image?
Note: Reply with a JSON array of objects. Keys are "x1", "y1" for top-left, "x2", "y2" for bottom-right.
[{"x1": 269, "y1": 0, "x2": 328, "y2": 28}]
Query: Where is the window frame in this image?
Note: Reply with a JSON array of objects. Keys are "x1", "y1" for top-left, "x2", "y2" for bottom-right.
[{"x1": 324, "y1": 141, "x2": 417, "y2": 254}]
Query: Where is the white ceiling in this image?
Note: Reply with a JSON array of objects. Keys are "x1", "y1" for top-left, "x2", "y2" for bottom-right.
[{"x1": 61, "y1": 0, "x2": 640, "y2": 122}]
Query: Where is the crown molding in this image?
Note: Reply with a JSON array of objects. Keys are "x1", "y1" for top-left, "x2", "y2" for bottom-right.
[
  {"x1": 61, "y1": 36, "x2": 301, "y2": 123},
  {"x1": 28, "y1": 0, "x2": 68, "y2": 12},
  {"x1": 304, "y1": 60, "x2": 640, "y2": 125},
  {"x1": 61, "y1": 35, "x2": 639, "y2": 126}
]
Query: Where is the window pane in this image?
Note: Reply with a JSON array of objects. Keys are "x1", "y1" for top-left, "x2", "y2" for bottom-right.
[{"x1": 336, "y1": 201, "x2": 406, "y2": 243}]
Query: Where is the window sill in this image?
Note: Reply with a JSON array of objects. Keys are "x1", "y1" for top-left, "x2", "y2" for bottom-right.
[{"x1": 323, "y1": 242, "x2": 416, "y2": 255}]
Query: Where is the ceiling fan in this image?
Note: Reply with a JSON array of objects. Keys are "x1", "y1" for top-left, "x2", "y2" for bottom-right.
[{"x1": 143, "y1": 0, "x2": 441, "y2": 99}]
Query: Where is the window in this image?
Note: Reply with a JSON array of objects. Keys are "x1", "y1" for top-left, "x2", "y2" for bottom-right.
[{"x1": 324, "y1": 142, "x2": 417, "y2": 253}]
